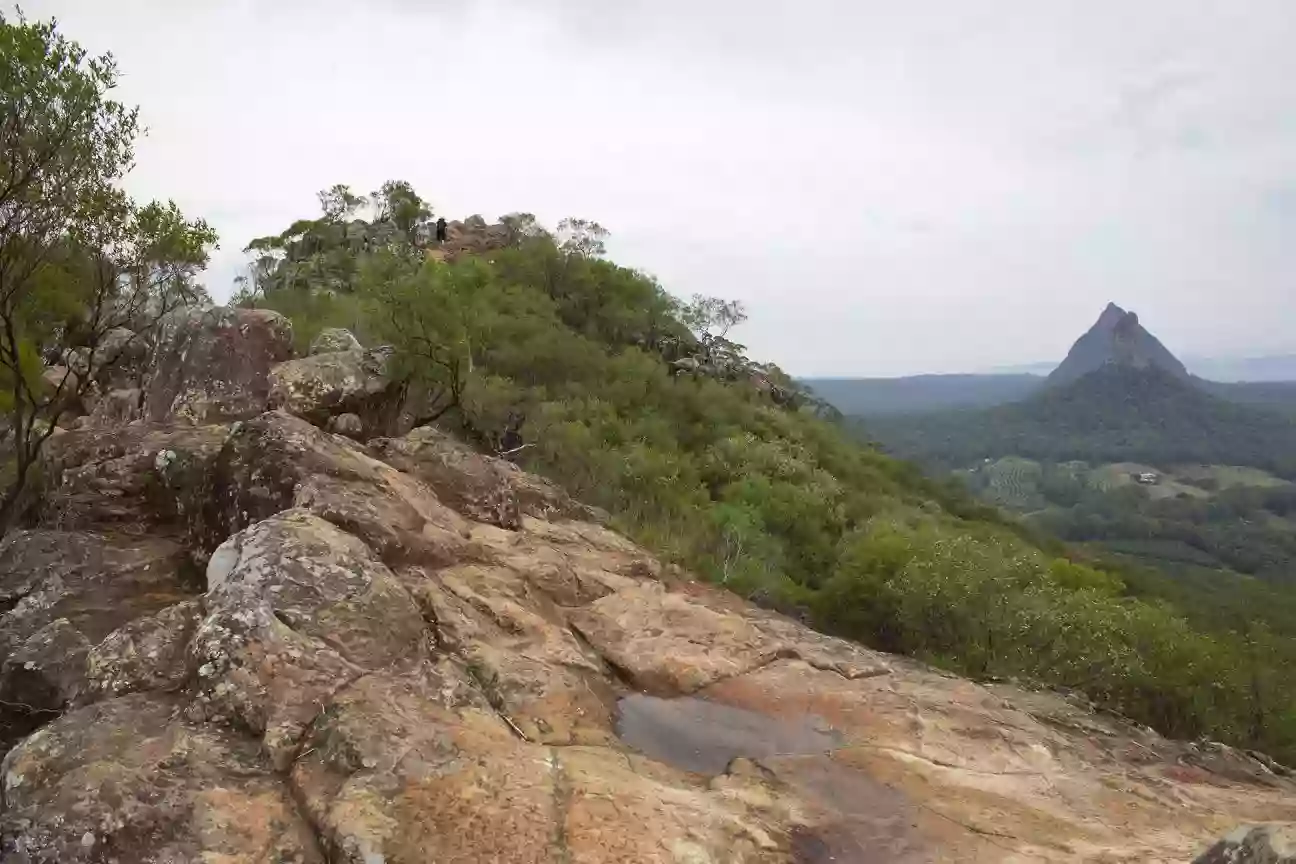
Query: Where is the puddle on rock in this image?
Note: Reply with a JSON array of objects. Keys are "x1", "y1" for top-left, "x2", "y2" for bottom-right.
[
  {"x1": 616, "y1": 693, "x2": 930, "y2": 863},
  {"x1": 614, "y1": 693, "x2": 844, "y2": 775}
]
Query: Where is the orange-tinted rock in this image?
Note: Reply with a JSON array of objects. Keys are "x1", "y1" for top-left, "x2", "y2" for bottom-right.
[
  {"x1": 0, "y1": 694, "x2": 323, "y2": 863},
  {"x1": 5, "y1": 409, "x2": 1296, "y2": 862}
]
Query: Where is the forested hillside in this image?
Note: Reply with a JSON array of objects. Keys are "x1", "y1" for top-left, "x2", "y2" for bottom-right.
[
  {"x1": 866, "y1": 364, "x2": 1296, "y2": 477},
  {"x1": 229, "y1": 187, "x2": 1296, "y2": 762}
]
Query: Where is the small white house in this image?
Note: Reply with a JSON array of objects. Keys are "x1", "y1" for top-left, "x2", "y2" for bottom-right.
[{"x1": 1136, "y1": 472, "x2": 1159, "y2": 485}]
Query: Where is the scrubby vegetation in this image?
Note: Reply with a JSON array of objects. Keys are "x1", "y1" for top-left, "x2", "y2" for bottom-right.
[{"x1": 239, "y1": 184, "x2": 1296, "y2": 763}]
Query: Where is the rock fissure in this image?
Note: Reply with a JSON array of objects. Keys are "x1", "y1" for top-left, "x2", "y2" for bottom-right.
[
  {"x1": 463, "y1": 658, "x2": 531, "y2": 742},
  {"x1": 549, "y1": 748, "x2": 573, "y2": 864},
  {"x1": 564, "y1": 622, "x2": 638, "y2": 691}
]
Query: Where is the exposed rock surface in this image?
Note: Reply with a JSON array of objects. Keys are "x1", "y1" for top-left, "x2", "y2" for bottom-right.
[
  {"x1": 328, "y1": 411, "x2": 365, "y2": 439},
  {"x1": 86, "y1": 385, "x2": 142, "y2": 426},
  {"x1": 309, "y1": 327, "x2": 363, "y2": 355},
  {"x1": 40, "y1": 365, "x2": 83, "y2": 417},
  {"x1": 1, "y1": 694, "x2": 323, "y2": 863},
  {"x1": 268, "y1": 343, "x2": 405, "y2": 436},
  {"x1": 370, "y1": 424, "x2": 608, "y2": 528},
  {"x1": 1, "y1": 403, "x2": 1294, "y2": 861},
  {"x1": 1193, "y1": 823, "x2": 1296, "y2": 863},
  {"x1": 1048, "y1": 301, "x2": 1190, "y2": 386},
  {"x1": 145, "y1": 306, "x2": 294, "y2": 424},
  {"x1": 91, "y1": 326, "x2": 149, "y2": 389},
  {"x1": 438, "y1": 214, "x2": 513, "y2": 260}
]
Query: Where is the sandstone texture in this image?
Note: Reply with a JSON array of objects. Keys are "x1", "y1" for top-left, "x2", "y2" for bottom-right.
[{"x1": 4, "y1": 318, "x2": 1295, "y2": 862}]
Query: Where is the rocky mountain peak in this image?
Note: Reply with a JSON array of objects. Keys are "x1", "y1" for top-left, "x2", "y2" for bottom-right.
[
  {"x1": 1048, "y1": 302, "x2": 1190, "y2": 386},
  {"x1": 1096, "y1": 300, "x2": 1129, "y2": 329}
]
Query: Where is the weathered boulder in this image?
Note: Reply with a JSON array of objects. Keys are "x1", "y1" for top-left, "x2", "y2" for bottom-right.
[
  {"x1": 192, "y1": 509, "x2": 429, "y2": 767},
  {"x1": 82, "y1": 599, "x2": 201, "y2": 702},
  {"x1": 370, "y1": 424, "x2": 607, "y2": 528},
  {"x1": 310, "y1": 326, "x2": 362, "y2": 355},
  {"x1": 435, "y1": 215, "x2": 513, "y2": 261},
  {"x1": 1194, "y1": 823, "x2": 1296, "y2": 863},
  {"x1": 85, "y1": 385, "x2": 142, "y2": 426},
  {"x1": 570, "y1": 582, "x2": 788, "y2": 695},
  {"x1": 410, "y1": 562, "x2": 617, "y2": 744},
  {"x1": 60, "y1": 346, "x2": 89, "y2": 378},
  {"x1": 39, "y1": 422, "x2": 229, "y2": 531},
  {"x1": 0, "y1": 531, "x2": 196, "y2": 657},
  {"x1": 40, "y1": 364, "x2": 84, "y2": 417},
  {"x1": 199, "y1": 410, "x2": 476, "y2": 567},
  {"x1": 145, "y1": 306, "x2": 293, "y2": 424},
  {"x1": 0, "y1": 619, "x2": 91, "y2": 744},
  {"x1": 569, "y1": 582, "x2": 889, "y2": 696},
  {"x1": 328, "y1": 411, "x2": 365, "y2": 439},
  {"x1": 91, "y1": 326, "x2": 148, "y2": 388},
  {"x1": 0, "y1": 694, "x2": 323, "y2": 863},
  {"x1": 267, "y1": 344, "x2": 403, "y2": 434},
  {"x1": 0, "y1": 530, "x2": 198, "y2": 750}
]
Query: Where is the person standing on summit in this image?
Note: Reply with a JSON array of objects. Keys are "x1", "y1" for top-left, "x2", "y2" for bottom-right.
[{"x1": 435, "y1": 217, "x2": 448, "y2": 244}]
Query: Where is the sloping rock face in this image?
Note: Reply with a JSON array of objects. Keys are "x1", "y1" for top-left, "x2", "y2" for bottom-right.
[
  {"x1": 3, "y1": 404, "x2": 1296, "y2": 861},
  {"x1": 369, "y1": 424, "x2": 608, "y2": 528}
]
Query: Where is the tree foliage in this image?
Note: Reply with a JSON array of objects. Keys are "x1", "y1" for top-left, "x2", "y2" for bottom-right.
[
  {"x1": 373, "y1": 180, "x2": 431, "y2": 241},
  {"x1": 681, "y1": 294, "x2": 748, "y2": 340},
  {"x1": 0, "y1": 10, "x2": 217, "y2": 528}
]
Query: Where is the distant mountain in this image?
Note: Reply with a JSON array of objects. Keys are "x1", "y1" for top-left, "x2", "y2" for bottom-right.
[
  {"x1": 811, "y1": 304, "x2": 1296, "y2": 419},
  {"x1": 800, "y1": 374, "x2": 1042, "y2": 416},
  {"x1": 863, "y1": 364, "x2": 1296, "y2": 478},
  {"x1": 856, "y1": 304, "x2": 1296, "y2": 477},
  {"x1": 1047, "y1": 302, "x2": 1188, "y2": 386}
]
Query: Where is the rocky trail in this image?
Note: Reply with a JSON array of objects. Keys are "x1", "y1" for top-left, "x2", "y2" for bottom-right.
[{"x1": 1, "y1": 307, "x2": 1294, "y2": 862}]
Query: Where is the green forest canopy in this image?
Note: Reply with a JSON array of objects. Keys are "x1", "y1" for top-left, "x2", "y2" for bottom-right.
[{"x1": 241, "y1": 184, "x2": 1296, "y2": 764}]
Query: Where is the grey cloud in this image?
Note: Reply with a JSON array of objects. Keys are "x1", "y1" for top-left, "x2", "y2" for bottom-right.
[{"x1": 20, "y1": 0, "x2": 1296, "y2": 375}]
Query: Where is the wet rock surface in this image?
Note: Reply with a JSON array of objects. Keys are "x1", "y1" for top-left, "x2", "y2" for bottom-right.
[
  {"x1": 615, "y1": 693, "x2": 844, "y2": 774},
  {"x1": 2, "y1": 407, "x2": 1295, "y2": 861}
]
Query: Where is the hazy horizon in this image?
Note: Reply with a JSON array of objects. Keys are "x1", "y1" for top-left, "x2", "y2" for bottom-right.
[{"x1": 22, "y1": 0, "x2": 1296, "y2": 376}]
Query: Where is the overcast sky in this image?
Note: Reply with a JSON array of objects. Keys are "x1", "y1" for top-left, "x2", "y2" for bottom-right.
[{"x1": 23, "y1": 0, "x2": 1296, "y2": 376}]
